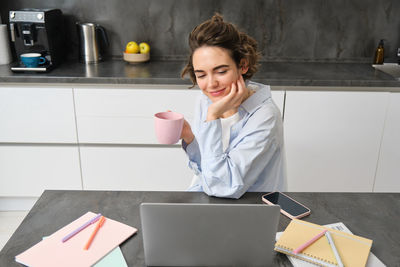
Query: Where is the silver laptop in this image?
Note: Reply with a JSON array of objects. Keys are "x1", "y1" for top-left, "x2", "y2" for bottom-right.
[{"x1": 140, "y1": 203, "x2": 280, "y2": 266}]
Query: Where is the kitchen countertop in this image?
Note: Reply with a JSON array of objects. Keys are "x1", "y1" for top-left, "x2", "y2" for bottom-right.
[
  {"x1": 1, "y1": 59, "x2": 400, "y2": 90},
  {"x1": 1, "y1": 191, "x2": 399, "y2": 266}
]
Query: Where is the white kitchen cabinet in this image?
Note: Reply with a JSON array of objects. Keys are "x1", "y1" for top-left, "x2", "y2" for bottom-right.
[
  {"x1": 80, "y1": 146, "x2": 192, "y2": 191},
  {"x1": 0, "y1": 145, "x2": 82, "y2": 197},
  {"x1": 3, "y1": 81, "x2": 400, "y2": 207},
  {"x1": 0, "y1": 86, "x2": 77, "y2": 143},
  {"x1": 0, "y1": 85, "x2": 80, "y2": 201},
  {"x1": 374, "y1": 92, "x2": 400, "y2": 192},
  {"x1": 284, "y1": 90, "x2": 389, "y2": 192}
]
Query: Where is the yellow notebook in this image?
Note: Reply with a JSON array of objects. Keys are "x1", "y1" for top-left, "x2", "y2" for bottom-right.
[{"x1": 275, "y1": 219, "x2": 372, "y2": 267}]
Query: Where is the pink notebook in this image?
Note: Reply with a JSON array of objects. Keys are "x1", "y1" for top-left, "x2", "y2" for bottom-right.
[{"x1": 15, "y1": 211, "x2": 137, "y2": 267}]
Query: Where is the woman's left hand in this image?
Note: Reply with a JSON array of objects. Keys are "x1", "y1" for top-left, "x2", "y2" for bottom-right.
[{"x1": 181, "y1": 119, "x2": 194, "y2": 144}]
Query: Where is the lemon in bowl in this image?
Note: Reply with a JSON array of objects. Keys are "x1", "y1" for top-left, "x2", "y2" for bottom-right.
[
  {"x1": 125, "y1": 41, "x2": 140, "y2": 53},
  {"x1": 123, "y1": 41, "x2": 150, "y2": 63},
  {"x1": 139, "y1": 42, "x2": 150, "y2": 54}
]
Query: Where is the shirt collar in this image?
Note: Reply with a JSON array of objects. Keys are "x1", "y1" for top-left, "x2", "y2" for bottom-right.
[{"x1": 240, "y1": 81, "x2": 271, "y2": 114}]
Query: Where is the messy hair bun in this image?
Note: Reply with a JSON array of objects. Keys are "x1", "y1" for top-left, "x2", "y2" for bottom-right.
[
  {"x1": 181, "y1": 13, "x2": 260, "y2": 87},
  {"x1": 210, "y1": 13, "x2": 224, "y2": 23}
]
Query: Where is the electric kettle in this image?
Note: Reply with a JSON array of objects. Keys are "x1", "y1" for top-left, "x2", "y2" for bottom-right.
[{"x1": 77, "y1": 22, "x2": 109, "y2": 64}]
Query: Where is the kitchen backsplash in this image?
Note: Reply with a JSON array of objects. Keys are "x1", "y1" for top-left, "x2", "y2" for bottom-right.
[{"x1": 1, "y1": 0, "x2": 399, "y2": 62}]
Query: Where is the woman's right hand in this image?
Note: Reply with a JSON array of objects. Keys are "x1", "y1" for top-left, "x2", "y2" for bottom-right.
[
  {"x1": 181, "y1": 119, "x2": 194, "y2": 144},
  {"x1": 206, "y1": 74, "x2": 247, "y2": 121}
]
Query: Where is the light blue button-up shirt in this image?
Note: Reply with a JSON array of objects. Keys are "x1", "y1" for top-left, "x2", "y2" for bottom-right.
[{"x1": 183, "y1": 81, "x2": 287, "y2": 199}]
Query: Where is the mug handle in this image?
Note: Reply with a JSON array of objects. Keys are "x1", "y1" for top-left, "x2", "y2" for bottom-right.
[{"x1": 39, "y1": 57, "x2": 46, "y2": 65}]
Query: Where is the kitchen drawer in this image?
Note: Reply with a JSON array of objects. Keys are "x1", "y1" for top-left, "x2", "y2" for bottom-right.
[
  {"x1": 0, "y1": 145, "x2": 82, "y2": 197},
  {"x1": 80, "y1": 146, "x2": 192, "y2": 191},
  {"x1": 0, "y1": 86, "x2": 77, "y2": 143},
  {"x1": 74, "y1": 88, "x2": 201, "y2": 144}
]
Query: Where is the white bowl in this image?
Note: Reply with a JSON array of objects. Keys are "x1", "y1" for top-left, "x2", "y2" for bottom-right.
[{"x1": 123, "y1": 52, "x2": 150, "y2": 63}]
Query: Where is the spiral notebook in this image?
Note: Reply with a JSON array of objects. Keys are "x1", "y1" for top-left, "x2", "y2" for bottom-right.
[{"x1": 275, "y1": 219, "x2": 372, "y2": 267}]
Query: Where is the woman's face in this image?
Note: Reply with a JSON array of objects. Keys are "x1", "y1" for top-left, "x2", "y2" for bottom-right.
[{"x1": 192, "y1": 46, "x2": 242, "y2": 103}]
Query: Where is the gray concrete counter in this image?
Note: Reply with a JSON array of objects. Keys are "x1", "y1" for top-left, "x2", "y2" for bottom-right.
[
  {"x1": 1, "y1": 59, "x2": 400, "y2": 89},
  {"x1": 0, "y1": 191, "x2": 398, "y2": 266}
]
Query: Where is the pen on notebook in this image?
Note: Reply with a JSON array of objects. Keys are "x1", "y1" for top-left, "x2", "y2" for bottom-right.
[
  {"x1": 84, "y1": 216, "x2": 106, "y2": 250},
  {"x1": 325, "y1": 231, "x2": 344, "y2": 267},
  {"x1": 293, "y1": 229, "x2": 327, "y2": 254},
  {"x1": 61, "y1": 213, "x2": 102, "y2": 242}
]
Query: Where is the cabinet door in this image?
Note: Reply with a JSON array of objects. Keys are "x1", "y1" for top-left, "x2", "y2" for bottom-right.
[
  {"x1": 0, "y1": 145, "x2": 82, "y2": 197},
  {"x1": 74, "y1": 88, "x2": 201, "y2": 144},
  {"x1": 284, "y1": 91, "x2": 388, "y2": 192},
  {"x1": 0, "y1": 86, "x2": 77, "y2": 143},
  {"x1": 80, "y1": 146, "x2": 192, "y2": 191},
  {"x1": 374, "y1": 93, "x2": 400, "y2": 192}
]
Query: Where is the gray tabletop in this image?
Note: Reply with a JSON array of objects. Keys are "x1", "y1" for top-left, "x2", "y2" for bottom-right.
[
  {"x1": 1, "y1": 191, "x2": 399, "y2": 266},
  {"x1": 1, "y1": 59, "x2": 400, "y2": 88}
]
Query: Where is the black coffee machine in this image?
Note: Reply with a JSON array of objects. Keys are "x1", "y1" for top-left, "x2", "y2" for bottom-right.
[{"x1": 9, "y1": 9, "x2": 65, "y2": 72}]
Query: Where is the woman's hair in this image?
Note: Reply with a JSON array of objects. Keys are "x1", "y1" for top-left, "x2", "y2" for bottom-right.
[{"x1": 181, "y1": 13, "x2": 260, "y2": 87}]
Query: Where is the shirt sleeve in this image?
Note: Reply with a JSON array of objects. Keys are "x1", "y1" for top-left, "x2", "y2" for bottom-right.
[
  {"x1": 191, "y1": 107, "x2": 280, "y2": 199},
  {"x1": 181, "y1": 93, "x2": 204, "y2": 176},
  {"x1": 182, "y1": 137, "x2": 201, "y2": 175}
]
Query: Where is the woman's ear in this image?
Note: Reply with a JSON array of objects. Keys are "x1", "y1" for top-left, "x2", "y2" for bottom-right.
[{"x1": 239, "y1": 58, "x2": 249, "y2": 74}]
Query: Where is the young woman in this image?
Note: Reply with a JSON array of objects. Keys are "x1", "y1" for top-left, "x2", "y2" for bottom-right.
[{"x1": 180, "y1": 14, "x2": 286, "y2": 199}]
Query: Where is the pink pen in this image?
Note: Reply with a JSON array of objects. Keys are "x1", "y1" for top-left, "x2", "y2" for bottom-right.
[{"x1": 293, "y1": 229, "x2": 327, "y2": 254}]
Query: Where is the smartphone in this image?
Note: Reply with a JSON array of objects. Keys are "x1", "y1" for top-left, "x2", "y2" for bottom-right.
[{"x1": 262, "y1": 192, "x2": 310, "y2": 219}]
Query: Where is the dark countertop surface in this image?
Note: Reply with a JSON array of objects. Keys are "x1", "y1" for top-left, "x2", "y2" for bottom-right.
[
  {"x1": 0, "y1": 191, "x2": 399, "y2": 266},
  {"x1": 1, "y1": 59, "x2": 400, "y2": 90}
]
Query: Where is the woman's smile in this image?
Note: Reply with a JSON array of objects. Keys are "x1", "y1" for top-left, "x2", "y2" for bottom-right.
[{"x1": 209, "y1": 88, "x2": 226, "y2": 97}]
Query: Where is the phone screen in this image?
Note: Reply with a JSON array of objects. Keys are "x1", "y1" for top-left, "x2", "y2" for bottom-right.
[{"x1": 263, "y1": 192, "x2": 309, "y2": 216}]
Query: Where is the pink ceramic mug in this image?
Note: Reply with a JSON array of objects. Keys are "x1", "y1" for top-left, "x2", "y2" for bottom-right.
[{"x1": 154, "y1": 111, "x2": 184, "y2": 144}]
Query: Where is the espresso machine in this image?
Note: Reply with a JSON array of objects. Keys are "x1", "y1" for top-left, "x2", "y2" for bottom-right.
[{"x1": 9, "y1": 9, "x2": 65, "y2": 72}]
